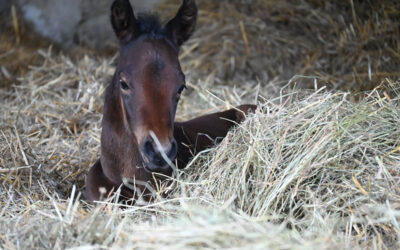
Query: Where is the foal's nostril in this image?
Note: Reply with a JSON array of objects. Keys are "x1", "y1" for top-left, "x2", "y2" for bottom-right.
[
  {"x1": 142, "y1": 138, "x2": 178, "y2": 166},
  {"x1": 143, "y1": 138, "x2": 156, "y2": 158}
]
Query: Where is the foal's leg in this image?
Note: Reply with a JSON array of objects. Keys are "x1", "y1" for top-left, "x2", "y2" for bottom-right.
[
  {"x1": 174, "y1": 104, "x2": 256, "y2": 168},
  {"x1": 86, "y1": 160, "x2": 159, "y2": 204},
  {"x1": 86, "y1": 160, "x2": 136, "y2": 203},
  {"x1": 86, "y1": 160, "x2": 116, "y2": 203}
]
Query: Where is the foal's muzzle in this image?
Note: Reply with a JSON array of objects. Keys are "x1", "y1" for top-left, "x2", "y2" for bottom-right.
[{"x1": 141, "y1": 137, "x2": 178, "y2": 173}]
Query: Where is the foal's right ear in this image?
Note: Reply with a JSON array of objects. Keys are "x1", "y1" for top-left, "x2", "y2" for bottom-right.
[
  {"x1": 165, "y1": 0, "x2": 198, "y2": 47},
  {"x1": 111, "y1": 0, "x2": 140, "y2": 44}
]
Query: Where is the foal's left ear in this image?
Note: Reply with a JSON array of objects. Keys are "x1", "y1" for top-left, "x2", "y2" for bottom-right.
[{"x1": 165, "y1": 0, "x2": 198, "y2": 47}]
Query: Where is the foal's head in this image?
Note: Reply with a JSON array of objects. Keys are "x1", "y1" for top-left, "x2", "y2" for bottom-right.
[{"x1": 110, "y1": 0, "x2": 197, "y2": 172}]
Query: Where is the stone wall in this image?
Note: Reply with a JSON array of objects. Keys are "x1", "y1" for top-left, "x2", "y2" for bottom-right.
[{"x1": 16, "y1": 0, "x2": 165, "y2": 48}]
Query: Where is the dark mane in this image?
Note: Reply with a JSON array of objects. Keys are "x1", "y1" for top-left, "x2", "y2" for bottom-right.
[{"x1": 137, "y1": 13, "x2": 165, "y2": 37}]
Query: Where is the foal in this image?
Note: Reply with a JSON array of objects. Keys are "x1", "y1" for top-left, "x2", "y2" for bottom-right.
[{"x1": 86, "y1": 0, "x2": 256, "y2": 203}]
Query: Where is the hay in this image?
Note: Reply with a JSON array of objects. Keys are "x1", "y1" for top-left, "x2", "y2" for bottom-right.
[
  {"x1": 160, "y1": 0, "x2": 400, "y2": 92},
  {"x1": 176, "y1": 80, "x2": 400, "y2": 248},
  {"x1": 1, "y1": 0, "x2": 400, "y2": 248},
  {"x1": 0, "y1": 4, "x2": 51, "y2": 88},
  {"x1": 0, "y1": 47, "x2": 399, "y2": 248}
]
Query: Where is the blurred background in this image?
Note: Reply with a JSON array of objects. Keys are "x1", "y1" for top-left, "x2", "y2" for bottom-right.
[{"x1": 1, "y1": 0, "x2": 399, "y2": 92}]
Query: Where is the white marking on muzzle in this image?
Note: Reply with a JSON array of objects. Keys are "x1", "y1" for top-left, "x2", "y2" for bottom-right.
[{"x1": 149, "y1": 131, "x2": 176, "y2": 172}]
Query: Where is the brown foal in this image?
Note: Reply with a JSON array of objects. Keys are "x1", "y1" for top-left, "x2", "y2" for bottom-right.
[{"x1": 86, "y1": 0, "x2": 256, "y2": 203}]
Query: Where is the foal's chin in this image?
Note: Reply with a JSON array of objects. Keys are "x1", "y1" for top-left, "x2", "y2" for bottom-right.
[
  {"x1": 141, "y1": 155, "x2": 174, "y2": 176},
  {"x1": 144, "y1": 164, "x2": 173, "y2": 176}
]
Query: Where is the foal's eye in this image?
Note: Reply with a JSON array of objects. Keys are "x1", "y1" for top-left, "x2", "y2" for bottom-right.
[
  {"x1": 177, "y1": 85, "x2": 186, "y2": 95},
  {"x1": 120, "y1": 80, "x2": 130, "y2": 90}
]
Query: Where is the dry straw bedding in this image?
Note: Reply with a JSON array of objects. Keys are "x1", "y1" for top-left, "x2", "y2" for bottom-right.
[
  {"x1": 161, "y1": 0, "x2": 400, "y2": 92},
  {"x1": 1, "y1": 0, "x2": 400, "y2": 249},
  {"x1": 0, "y1": 48, "x2": 399, "y2": 249}
]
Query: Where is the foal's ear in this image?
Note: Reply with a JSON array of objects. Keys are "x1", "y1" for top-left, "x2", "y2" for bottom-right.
[
  {"x1": 165, "y1": 0, "x2": 197, "y2": 47},
  {"x1": 111, "y1": 0, "x2": 140, "y2": 43}
]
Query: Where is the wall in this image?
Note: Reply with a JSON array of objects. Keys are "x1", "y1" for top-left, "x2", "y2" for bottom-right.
[{"x1": 17, "y1": 0, "x2": 165, "y2": 48}]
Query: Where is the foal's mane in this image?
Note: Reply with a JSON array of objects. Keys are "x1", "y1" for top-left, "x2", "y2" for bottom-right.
[{"x1": 136, "y1": 13, "x2": 166, "y2": 38}]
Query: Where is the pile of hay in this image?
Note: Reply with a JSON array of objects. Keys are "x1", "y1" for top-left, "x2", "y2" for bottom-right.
[
  {"x1": 161, "y1": 0, "x2": 400, "y2": 92},
  {"x1": 1, "y1": 0, "x2": 400, "y2": 248},
  {"x1": 178, "y1": 80, "x2": 400, "y2": 248},
  {"x1": 0, "y1": 47, "x2": 399, "y2": 248}
]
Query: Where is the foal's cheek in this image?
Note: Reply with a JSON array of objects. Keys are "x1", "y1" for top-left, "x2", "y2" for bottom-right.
[{"x1": 121, "y1": 97, "x2": 141, "y2": 136}]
